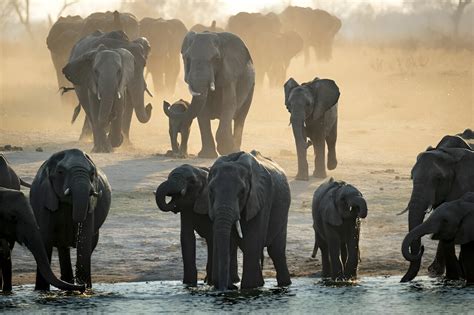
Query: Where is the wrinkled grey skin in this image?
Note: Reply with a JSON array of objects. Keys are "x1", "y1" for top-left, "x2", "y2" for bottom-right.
[
  {"x1": 0, "y1": 188, "x2": 85, "y2": 292},
  {"x1": 191, "y1": 21, "x2": 224, "y2": 33},
  {"x1": 139, "y1": 18, "x2": 188, "y2": 96},
  {"x1": 81, "y1": 11, "x2": 139, "y2": 40},
  {"x1": 167, "y1": 31, "x2": 255, "y2": 158},
  {"x1": 208, "y1": 151, "x2": 291, "y2": 290},
  {"x1": 284, "y1": 77, "x2": 340, "y2": 180},
  {"x1": 30, "y1": 149, "x2": 111, "y2": 290},
  {"x1": 312, "y1": 178, "x2": 368, "y2": 280},
  {"x1": 457, "y1": 128, "x2": 474, "y2": 140},
  {"x1": 63, "y1": 30, "x2": 152, "y2": 152},
  {"x1": 279, "y1": 6, "x2": 341, "y2": 63},
  {"x1": 163, "y1": 100, "x2": 192, "y2": 157},
  {"x1": 0, "y1": 154, "x2": 31, "y2": 190},
  {"x1": 155, "y1": 165, "x2": 239, "y2": 286},
  {"x1": 402, "y1": 192, "x2": 474, "y2": 284},
  {"x1": 401, "y1": 135, "x2": 474, "y2": 282}
]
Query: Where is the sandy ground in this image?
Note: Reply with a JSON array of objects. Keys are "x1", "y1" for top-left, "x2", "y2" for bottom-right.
[{"x1": 0, "y1": 40, "x2": 472, "y2": 285}]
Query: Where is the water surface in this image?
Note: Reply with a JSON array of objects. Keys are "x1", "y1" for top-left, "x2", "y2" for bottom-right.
[{"x1": 1, "y1": 276, "x2": 472, "y2": 314}]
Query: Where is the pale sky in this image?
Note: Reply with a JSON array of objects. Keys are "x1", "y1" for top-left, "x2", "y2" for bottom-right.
[{"x1": 29, "y1": 0, "x2": 405, "y2": 21}]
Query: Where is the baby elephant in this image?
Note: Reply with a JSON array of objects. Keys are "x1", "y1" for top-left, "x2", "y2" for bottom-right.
[
  {"x1": 402, "y1": 192, "x2": 474, "y2": 284},
  {"x1": 163, "y1": 99, "x2": 192, "y2": 157},
  {"x1": 155, "y1": 164, "x2": 238, "y2": 286},
  {"x1": 312, "y1": 178, "x2": 368, "y2": 280}
]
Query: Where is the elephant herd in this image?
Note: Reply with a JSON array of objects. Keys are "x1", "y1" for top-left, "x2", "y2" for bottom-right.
[
  {"x1": 1, "y1": 133, "x2": 473, "y2": 293},
  {"x1": 46, "y1": 8, "x2": 341, "y2": 154}
]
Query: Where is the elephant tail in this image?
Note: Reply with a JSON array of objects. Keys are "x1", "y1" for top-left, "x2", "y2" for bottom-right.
[
  {"x1": 71, "y1": 103, "x2": 81, "y2": 124},
  {"x1": 20, "y1": 178, "x2": 32, "y2": 188}
]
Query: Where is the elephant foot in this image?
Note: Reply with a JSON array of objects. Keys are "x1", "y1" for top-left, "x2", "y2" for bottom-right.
[
  {"x1": 295, "y1": 173, "x2": 309, "y2": 181},
  {"x1": 108, "y1": 133, "x2": 123, "y2": 148},
  {"x1": 92, "y1": 143, "x2": 113, "y2": 153},
  {"x1": 313, "y1": 170, "x2": 327, "y2": 179},
  {"x1": 327, "y1": 156, "x2": 338, "y2": 170},
  {"x1": 232, "y1": 274, "x2": 240, "y2": 284},
  {"x1": 428, "y1": 259, "x2": 445, "y2": 277},
  {"x1": 79, "y1": 133, "x2": 93, "y2": 143},
  {"x1": 198, "y1": 149, "x2": 218, "y2": 159}
]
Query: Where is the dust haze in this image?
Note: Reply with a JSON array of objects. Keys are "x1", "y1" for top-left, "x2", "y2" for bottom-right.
[{"x1": 1, "y1": 1, "x2": 473, "y2": 284}]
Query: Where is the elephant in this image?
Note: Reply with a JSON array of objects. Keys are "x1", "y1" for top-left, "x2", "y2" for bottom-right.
[
  {"x1": 0, "y1": 188, "x2": 85, "y2": 292},
  {"x1": 63, "y1": 30, "x2": 152, "y2": 152},
  {"x1": 0, "y1": 154, "x2": 31, "y2": 190},
  {"x1": 163, "y1": 99, "x2": 192, "y2": 157},
  {"x1": 226, "y1": 12, "x2": 283, "y2": 87},
  {"x1": 401, "y1": 135, "x2": 474, "y2": 282},
  {"x1": 457, "y1": 128, "x2": 474, "y2": 140},
  {"x1": 139, "y1": 17, "x2": 188, "y2": 96},
  {"x1": 402, "y1": 192, "x2": 474, "y2": 284},
  {"x1": 279, "y1": 6, "x2": 341, "y2": 63},
  {"x1": 30, "y1": 149, "x2": 111, "y2": 289},
  {"x1": 154, "y1": 164, "x2": 239, "y2": 286},
  {"x1": 165, "y1": 31, "x2": 255, "y2": 158},
  {"x1": 284, "y1": 77, "x2": 340, "y2": 180},
  {"x1": 81, "y1": 11, "x2": 139, "y2": 40},
  {"x1": 208, "y1": 150, "x2": 291, "y2": 290},
  {"x1": 46, "y1": 15, "x2": 84, "y2": 104},
  {"x1": 312, "y1": 178, "x2": 368, "y2": 280},
  {"x1": 190, "y1": 21, "x2": 224, "y2": 33}
]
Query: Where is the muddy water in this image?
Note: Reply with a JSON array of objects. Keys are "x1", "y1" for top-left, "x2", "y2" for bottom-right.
[{"x1": 1, "y1": 276, "x2": 472, "y2": 313}]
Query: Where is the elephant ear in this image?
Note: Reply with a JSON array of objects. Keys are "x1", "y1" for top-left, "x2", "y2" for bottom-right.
[
  {"x1": 455, "y1": 212, "x2": 474, "y2": 244},
  {"x1": 62, "y1": 48, "x2": 98, "y2": 87},
  {"x1": 216, "y1": 32, "x2": 253, "y2": 84},
  {"x1": 284, "y1": 78, "x2": 299, "y2": 111},
  {"x1": 239, "y1": 153, "x2": 271, "y2": 221},
  {"x1": 181, "y1": 31, "x2": 196, "y2": 55},
  {"x1": 30, "y1": 152, "x2": 65, "y2": 212},
  {"x1": 84, "y1": 153, "x2": 99, "y2": 212},
  {"x1": 116, "y1": 48, "x2": 135, "y2": 96},
  {"x1": 307, "y1": 78, "x2": 340, "y2": 120},
  {"x1": 320, "y1": 184, "x2": 343, "y2": 226},
  {"x1": 193, "y1": 167, "x2": 210, "y2": 215}
]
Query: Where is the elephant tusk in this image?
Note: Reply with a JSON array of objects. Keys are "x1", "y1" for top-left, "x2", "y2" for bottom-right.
[
  {"x1": 153, "y1": 191, "x2": 156, "y2": 196},
  {"x1": 117, "y1": 91, "x2": 121, "y2": 99},
  {"x1": 180, "y1": 188, "x2": 186, "y2": 196},
  {"x1": 91, "y1": 190, "x2": 102, "y2": 197},
  {"x1": 396, "y1": 207, "x2": 409, "y2": 216},
  {"x1": 145, "y1": 86, "x2": 153, "y2": 98},
  {"x1": 188, "y1": 85, "x2": 201, "y2": 97},
  {"x1": 235, "y1": 220, "x2": 243, "y2": 239},
  {"x1": 97, "y1": 92, "x2": 101, "y2": 101},
  {"x1": 64, "y1": 188, "x2": 70, "y2": 196},
  {"x1": 210, "y1": 81, "x2": 215, "y2": 91},
  {"x1": 425, "y1": 205, "x2": 433, "y2": 214}
]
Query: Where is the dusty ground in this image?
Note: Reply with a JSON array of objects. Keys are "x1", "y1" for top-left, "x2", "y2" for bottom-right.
[{"x1": 0, "y1": 39, "x2": 472, "y2": 285}]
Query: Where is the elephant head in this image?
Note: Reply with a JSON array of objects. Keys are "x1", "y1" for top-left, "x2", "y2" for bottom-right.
[
  {"x1": 30, "y1": 149, "x2": 100, "y2": 224},
  {"x1": 155, "y1": 165, "x2": 209, "y2": 215},
  {"x1": 316, "y1": 178, "x2": 367, "y2": 226},
  {"x1": 402, "y1": 192, "x2": 474, "y2": 262},
  {"x1": 0, "y1": 188, "x2": 84, "y2": 291},
  {"x1": 208, "y1": 152, "x2": 269, "y2": 290}
]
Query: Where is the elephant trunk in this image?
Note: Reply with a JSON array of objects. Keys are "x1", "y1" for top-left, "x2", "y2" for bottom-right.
[
  {"x1": 70, "y1": 170, "x2": 93, "y2": 223},
  {"x1": 213, "y1": 207, "x2": 235, "y2": 291},
  {"x1": 16, "y1": 211, "x2": 84, "y2": 291},
  {"x1": 155, "y1": 180, "x2": 185, "y2": 212},
  {"x1": 164, "y1": 94, "x2": 207, "y2": 126},
  {"x1": 129, "y1": 73, "x2": 152, "y2": 123},
  {"x1": 290, "y1": 118, "x2": 308, "y2": 176},
  {"x1": 401, "y1": 223, "x2": 434, "y2": 261},
  {"x1": 351, "y1": 196, "x2": 368, "y2": 218},
  {"x1": 97, "y1": 78, "x2": 117, "y2": 127}
]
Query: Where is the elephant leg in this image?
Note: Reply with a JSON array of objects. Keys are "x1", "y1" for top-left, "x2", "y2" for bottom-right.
[
  {"x1": 326, "y1": 120, "x2": 338, "y2": 170},
  {"x1": 444, "y1": 241, "x2": 461, "y2": 280},
  {"x1": 326, "y1": 230, "x2": 343, "y2": 280},
  {"x1": 340, "y1": 242, "x2": 348, "y2": 266},
  {"x1": 318, "y1": 235, "x2": 331, "y2": 278},
  {"x1": 121, "y1": 102, "x2": 134, "y2": 145},
  {"x1": 197, "y1": 110, "x2": 217, "y2": 158},
  {"x1": 460, "y1": 242, "x2": 474, "y2": 284},
  {"x1": 267, "y1": 231, "x2": 291, "y2": 287},
  {"x1": 312, "y1": 133, "x2": 327, "y2": 178},
  {"x1": 241, "y1": 228, "x2": 264, "y2": 289},
  {"x1": 79, "y1": 117, "x2": 93, "y2": 142},
  {"x1": 233, "y1": 86, "x2": 254, "y2": 151},
  {"x1": 35, "y1": 245, "x2": 53, "y2": 291},
  {"x1": 428, "y1": 241, "x2": 446, "y2": 277},
  {"x1": 230, "y1": 238, "x2": 240, "y2": 283},
  {"x1": 216, "y1": 117, "x2": 234, "y2": 155},
  {"x1": 180, "y1": 215, "x2": 197, "y2": 286},
  {"x1": 205, "y1": 237, "x2": 213, "y2": 285},
  {"x1": 179, "y1": 129, "x2": 190, "y2": 158},
  {"x1": 58, "y1": 247, "x2": 74, "y2": 283},
  {"x1": 0, "y1": 246, "x2": 12, "y2": 292},
  {"x1": 91, "y1": 123, "x2": 111, "y2": 153}
]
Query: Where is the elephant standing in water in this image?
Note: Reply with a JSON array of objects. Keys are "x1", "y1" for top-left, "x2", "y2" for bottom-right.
[
  {"x1": 402, "y1": 193, "x2": 474, "y2": 284},
  {"x1": 208, "y1": 151, "x2": 291, "y2": 290},
  {"x1": 0, "y1": 188, "x2": 85, "y2": 292},
  {"x1": 30, "y1": 149, "x2": 111, "y2": 289},
  {"x1": 401, "y1": 135, "x2": 474, "y2": 282},
  {"x1": 166, "y1": 31, "x2": 255, "y2": 158},
  {"x1": 63, "y1": 30, "x2": 152, "y2": 152},
  {"x1": 155, "y1": 165, "x2": 239, "y2": 286},
  {"x1": 312, "y1": 178, "x2": 368, "y2": 280},
  {"x1": 139, "y1": 18, "x2": 188, "y2": 96},
  {"x1": 279, "y1": 6, "x2": 341, "y2": 63},
  {"x1": 284, "y1": 77, "x2": 340, "y2": 180}
]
